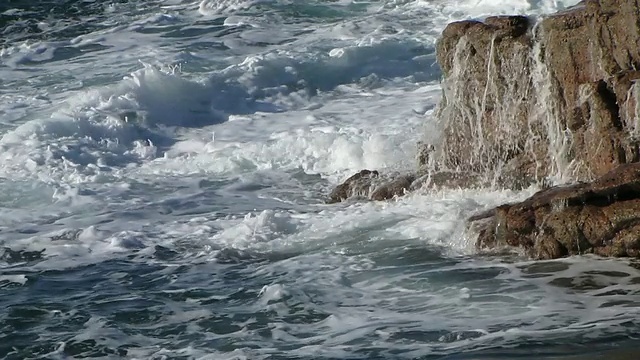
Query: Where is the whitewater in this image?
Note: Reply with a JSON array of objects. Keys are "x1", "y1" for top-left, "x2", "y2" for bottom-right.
[{"x1": 1, "y1": 0, "x2": 639, "y2": 359}]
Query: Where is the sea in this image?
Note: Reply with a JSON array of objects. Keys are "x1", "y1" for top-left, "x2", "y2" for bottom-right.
[{"x1": 1, "y1": 0, "x2": 639, "y2": 359}]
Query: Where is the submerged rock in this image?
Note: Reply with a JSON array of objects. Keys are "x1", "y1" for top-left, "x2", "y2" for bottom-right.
[
  {"x1": 327, "y1": 170, "x2": 379, "y2": 204},
  {"x1": 369, "y1": 174, "x2": 415, "y2": 201},
  {"x1": 327, "y1": 169, "x2": 490, "y2": 204},
  {"x1": 327, "y1": 170, "x2": 415, "y2": 203},
  {"x1": 470, "y1": 162, "x2": 640, "y2": 259}
]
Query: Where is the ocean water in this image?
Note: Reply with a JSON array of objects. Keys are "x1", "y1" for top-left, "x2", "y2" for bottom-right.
[{"x1": 1, "y1": 0, "x2": 639, "y2": 359}]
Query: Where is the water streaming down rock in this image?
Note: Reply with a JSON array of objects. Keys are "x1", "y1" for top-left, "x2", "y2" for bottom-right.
[
  {"x1": 433, "y1": 0, "x2": 640, "y2": 187},
  {"x1": 328, "y1": 0, "x2": 640, "y2": 259},
  {"x1": 439, "y1": 0, "x2": 640, "y2": 259},
  {"x1": 433, "y1": 15, "x2": 542, "y2": 188}
]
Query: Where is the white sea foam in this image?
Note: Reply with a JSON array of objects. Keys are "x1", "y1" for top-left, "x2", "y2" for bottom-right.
[
  {"x1": 0, "y1": 274, "x2": 28, "y2": 286},
  {"x1": 198, "y1": 0, "x2": 272, "y2": 16},
  {"x1": 0, "y1": 29, "x2": 436, "y2": 185},
  {"x1": 0, "y1": 0, "x2": 626, "y2": 358},
  {"x1": 0, "y1": 0, "x2": 577, "y2": 188}
]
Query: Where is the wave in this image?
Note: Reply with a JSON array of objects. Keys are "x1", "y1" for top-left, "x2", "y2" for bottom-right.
[
  {"x1": 198, "y1": 0, "x2": 273, "y2": 16},
  {"x1": 0, "y1": 32, "x2": 437, "y2": 182}
]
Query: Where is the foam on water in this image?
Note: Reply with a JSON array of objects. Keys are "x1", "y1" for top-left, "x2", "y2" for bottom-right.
[
  {"x1": 4, "y1": 0, "x2": 637, "y2": 359},
  {"x1": 0, "y1": 29, "x2": 436, "y2": 186},
  {"x1": 198, "y1": 0, "x2": 272, "y2": 15},
  {"x1": 395, "y1": 0, "x2": 581, "y2": 23}
]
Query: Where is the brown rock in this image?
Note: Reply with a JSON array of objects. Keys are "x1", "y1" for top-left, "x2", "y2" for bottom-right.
[
  {"x1": 327, "y1": 169, "x2": 486, "y2": 204},
  {"x1": 327, "y1": 170, "x2": 416, "y2": 203},
  {"x1": 370, "y1": 175, "x2": 415, "y2": 201},
  {"x1": 326, "y1": 170, "x2": 379, "y2": 204},
  {"x1": 420, "y1": 171, "x2": 489, "y2": 190},
  {"x1": 470, "y1": 162, "x2": 640, "y2": 259},
  {"x1": 433, "y1": 0, "x2": 640, "y2": 187}
]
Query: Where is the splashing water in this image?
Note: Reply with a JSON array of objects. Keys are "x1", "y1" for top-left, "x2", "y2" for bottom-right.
[{"x1": 2, "y1": 0, "x2": 638, "y2": 359}]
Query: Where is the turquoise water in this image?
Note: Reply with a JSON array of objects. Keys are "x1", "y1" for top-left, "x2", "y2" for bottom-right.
[{"x1": 1, "y1": 1, "x2": 639, "y2": 359}]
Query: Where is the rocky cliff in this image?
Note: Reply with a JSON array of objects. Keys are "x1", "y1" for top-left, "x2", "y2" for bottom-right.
[
  {"x1": 438, "y1": 0, "x2": 640, "y2": 258},
  {"x1": 433, "y1": 0, "x2": 640, "y2": 187},
  {"x1": 328, "y1": 0, "x2": 640, "y2": 259}
]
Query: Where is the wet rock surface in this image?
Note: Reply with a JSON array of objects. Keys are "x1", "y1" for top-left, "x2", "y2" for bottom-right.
[
  {"x1": 471, "y1": 163, "x2": 640, "y2": 259},
  {"x1": 328, "y1": 0, "x2": 640, "y2": 260},
  {"x1": 327, "y1": 168, "x2": 493, "y2": 204},
  {"x1": 435, "y1": 0, "x2": 640, "y2": 185},
  {"x1": 444, "y1": 0, "x2": 640, "y2": 259},
  {"x1": 327, "y1": 170, "x2": 380, "y2": 204},
  {"x1": 327, "y1": 170, "x2": 416, "y2": 203}
]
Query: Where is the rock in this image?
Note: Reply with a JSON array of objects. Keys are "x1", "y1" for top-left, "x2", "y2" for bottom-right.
[
  {"x1": 418, "y1": 170, "x2": 490, "y2": 190},
  {"x1": 433, "y1": 0, "x2": 640, "y2": 259},
  {"x1": 370, "y1": 174, "x2": 415, "y2": 201},
  {"x1": 326, "y1": 170, "x2": 417, "y2": 203},
  {"x1": 470, "y1": 162, "x2": 640, "y2": 259},
  {"x1": 433, "y1": 0, "x2": 640, "y2": 187},
  {"x1": 327, "y1": 169, "x2": 492, "y2": 204},
  {"x1": 329, "y1": 170, "x2": 419, "y2": 203},
  {"x1": 329, "y1": 2, "x2": 640, "y2": 262},
  {"x1": 327, "y1": 170, "x2": 380, "y2": 204}
]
